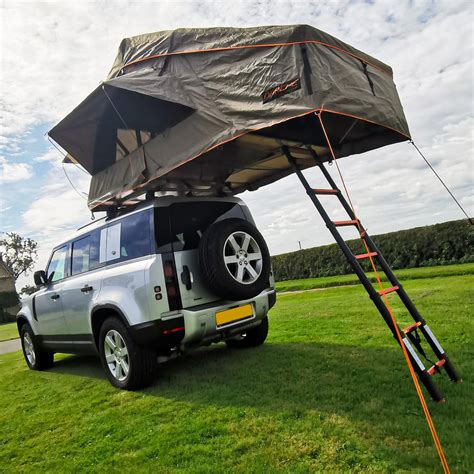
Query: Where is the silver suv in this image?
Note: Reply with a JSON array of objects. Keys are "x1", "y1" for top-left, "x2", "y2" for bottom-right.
[{"x1": 17, "y1": 196, "x2": 276, "y2": 389}]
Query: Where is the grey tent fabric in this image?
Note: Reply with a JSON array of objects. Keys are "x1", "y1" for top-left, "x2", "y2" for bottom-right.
[{"x1": 48, "y1": 25, "x2": 410, "y2": 211}]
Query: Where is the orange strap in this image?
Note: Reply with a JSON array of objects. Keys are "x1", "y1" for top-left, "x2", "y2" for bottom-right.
[{"x1": 316, "y1": 111, "x2": 450, "y2": 474}]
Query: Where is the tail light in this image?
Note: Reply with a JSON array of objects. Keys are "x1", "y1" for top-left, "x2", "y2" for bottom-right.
[{"x1": 162, "y1": 256, "x2": 182, "y2": 311}]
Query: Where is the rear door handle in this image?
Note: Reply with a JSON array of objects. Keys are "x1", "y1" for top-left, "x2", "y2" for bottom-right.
[
  {"x1": 50, "y1": 294, "x2": 60, "y2": 300},
  {"x1": 81, "y1": 285, "x2": 93, "y2": 293},
  {"x1": 181, "y1": 266, "x2": 192, "y2": 290}
]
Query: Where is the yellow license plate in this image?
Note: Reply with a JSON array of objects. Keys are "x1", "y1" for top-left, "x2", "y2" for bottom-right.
[{"x1": 215, "y1": 304, "x2": 253, "y2": 327}]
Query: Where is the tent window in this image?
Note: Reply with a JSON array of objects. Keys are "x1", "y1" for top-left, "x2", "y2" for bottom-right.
[{"x1": 115, "y1": 128, "x2": 153, "y2": 162}]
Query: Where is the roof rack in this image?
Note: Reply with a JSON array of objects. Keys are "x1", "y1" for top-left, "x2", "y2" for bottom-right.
[{"x1": 76, "y1": 216, "x2": 106, "y2": 231}]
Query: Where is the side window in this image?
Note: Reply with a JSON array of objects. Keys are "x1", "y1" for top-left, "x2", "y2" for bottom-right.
[
  {"x1": 100, "y1": 210, "x2": 151, "y2": 264},
  {"x1": 89, "y1": 230, "x2": 102, "y2": 270},
  {"x1": 72, "y1": 236, "x2": 91, "y2": 275},
  {"x1": 46, "y1": 245, "x2": 70, "y2": 282},
  {"x1": 72, "y1": 230, "x2": 103, "y2": 276}
]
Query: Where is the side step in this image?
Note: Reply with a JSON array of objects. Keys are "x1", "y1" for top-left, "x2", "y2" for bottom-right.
[
  {"x1": 313, "y1": 188, "x2": 339, "y2": 195},
  {"x1": 355, "y1": 252, "x2": 378, "y2": 260},
  {"x1": 378, "y1": 286, "x2": 399, "y2": 296},
  {"x1": 333, "y1": 219, "x2": 359, "y2": 227}
]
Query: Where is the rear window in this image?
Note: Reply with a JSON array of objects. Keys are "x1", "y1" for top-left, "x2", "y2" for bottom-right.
[{"x1": 169, "y1": 201, "x2": 245, "y2": 251}]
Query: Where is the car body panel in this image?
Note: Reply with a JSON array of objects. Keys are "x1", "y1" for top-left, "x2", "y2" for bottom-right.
[
  {"x1": 60, "y1": 267, "x2": 104, "y2": 335},
  {"x1": 93, "y1": 255, "x2": 153, "y2": 326},
  {"x1": 34, "y1": 282, "x2": 69, "y2": 336},
  {"x1": 174, "y1": 249, "x2": 218, "y2": 308}
]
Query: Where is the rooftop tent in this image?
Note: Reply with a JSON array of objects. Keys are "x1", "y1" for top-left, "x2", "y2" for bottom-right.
[{"x1": 48, "y1": 25, "x2": 410, "y2": 211}]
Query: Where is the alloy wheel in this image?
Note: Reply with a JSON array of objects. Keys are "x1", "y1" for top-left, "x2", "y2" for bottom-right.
[
  {"x1": 104, "y1": 329, "x2": 130, "y2": 381},
  {"x1": 23, "y1": 332, "x2": 36, "y2": 366},
  {"x1": 223, "y1": 231, "x2": 263, "y2": 284}
]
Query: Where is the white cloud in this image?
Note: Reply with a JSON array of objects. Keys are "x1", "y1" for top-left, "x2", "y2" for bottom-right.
[
  {"x1": 34, "y1": 149, "x2": 62, "y2": 163},
  {"x1": 15, "y1": 163, "x2": 95, "y2": 288},
  {"x1": 0, "y1": 157, "x2": 33, "y2": 182},
  {"x1": 1, "y1": 0, "x2": 472, "y2": 278}
]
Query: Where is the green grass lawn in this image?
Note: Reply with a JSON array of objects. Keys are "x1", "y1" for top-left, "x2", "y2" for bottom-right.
[
  {"x1": 275, "y1": 262, "x2": 474, "y2": 292},
  {"x1": 0, "y1": 322, "x2": 18, "y2": 342},
  {"x1": 0, "y1": 271, "x2": 472, "y2": 472}
]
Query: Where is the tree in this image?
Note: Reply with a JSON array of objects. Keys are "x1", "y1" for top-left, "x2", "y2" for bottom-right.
[
  {"x1": 0, "y1": 232, "x2": 38, "y2": 281},
  {"x1": 20, "y1": 284, "x2": 38, "y2": 296}
]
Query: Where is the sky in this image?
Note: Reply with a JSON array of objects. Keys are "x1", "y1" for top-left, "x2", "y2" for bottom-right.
[{"x1": 0, "y1": 0, "x2": 473, "y2": 290}]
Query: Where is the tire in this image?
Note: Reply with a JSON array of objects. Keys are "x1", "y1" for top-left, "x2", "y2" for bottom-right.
[
  {"x1": 225, "y1": 316, "x2": 269, "y2": 348},
  {"x1": 20, "y1": 323, "x2": 54, "y2": 370},
  {"x1": 99, "y1": 316, "x2": 156, "y2": 390},
  {"x1": 199, "y1": 218, "x2": 271, "y2": 300}
]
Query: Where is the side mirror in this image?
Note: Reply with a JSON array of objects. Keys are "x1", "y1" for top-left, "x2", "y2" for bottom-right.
[{"x1": 34, "y1": 270, "x2": 47, "y2": 287}]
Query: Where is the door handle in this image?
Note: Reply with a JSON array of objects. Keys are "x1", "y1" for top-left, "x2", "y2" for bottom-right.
[
  {"x1": 50, "y1": 294, "x2": 60, "y2": 300},
  {"x1": 180, "y1": 266, "x2": 192, "y2": 290},
  {"x1": 81, "y1": 285, "x2": 93, "y2": 293}
]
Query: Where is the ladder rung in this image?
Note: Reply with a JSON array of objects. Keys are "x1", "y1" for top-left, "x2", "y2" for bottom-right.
[
  {"x1": 428, "y1": 358, "x2": 446, "y2": 375},
  {"x1": 313, "y1": 188, "x2": 339, "y2": 195},
  {"x1": 355, "y1": 252, "x2": 378, "y2": 260},
  {"x1": 378, "y1": 285, "x2": 399, "y2": 296},
  {"x1": 333, "y1": 219, "x2": 359, "y2": 227},
  {"x1": 403, "y1": 321, "x2": 422, "y2": 334}
]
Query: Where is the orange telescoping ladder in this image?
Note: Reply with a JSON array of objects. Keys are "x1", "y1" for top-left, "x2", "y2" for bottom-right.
[{"x1": 282, "y1": 145, "x2": 461, "y2": 403}]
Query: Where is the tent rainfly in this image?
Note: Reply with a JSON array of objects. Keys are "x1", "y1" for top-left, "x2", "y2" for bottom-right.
[{"x1": 48, "y1": 25, "x2": 410, "y2": 211}]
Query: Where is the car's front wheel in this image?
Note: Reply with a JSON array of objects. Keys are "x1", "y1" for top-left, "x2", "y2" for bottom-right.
[
  {"x1": 20, "y1": 323, "x2": 54, "y2": 370},
  {"x1": 99, "y1": 316, "x2": 156, "y2": 390},
  {"x1": 225, "y1": 316, "x2": 269, "y2": 348}
]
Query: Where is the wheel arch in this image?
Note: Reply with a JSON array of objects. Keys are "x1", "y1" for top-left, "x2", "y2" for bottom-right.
[
  {"x1": 16, "y1": 315, "x2": 30, "y2": 333},
  {"x1": 90, "y1": 304, "x2": 130, "y2": 350}
]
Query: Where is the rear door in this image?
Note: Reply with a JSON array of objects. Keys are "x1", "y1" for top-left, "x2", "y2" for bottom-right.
[
  {"x1": 168, "y1": 201, "x2": 247, "y2": 308},
  {"x1": 60, "y1": 230, "x2": 104, "y2": 339}
]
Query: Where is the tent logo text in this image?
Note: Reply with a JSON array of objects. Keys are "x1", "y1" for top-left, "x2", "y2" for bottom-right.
[{"x1": 262, "y1": 77, "x2": 301, "y2": 104}]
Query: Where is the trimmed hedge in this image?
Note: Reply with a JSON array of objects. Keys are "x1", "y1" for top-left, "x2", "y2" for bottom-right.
[
  {"x1": 272, "y1": 219, "x2": 474, "y2": 281},
  {"x1": 0, "y1": 291, "x2": 19, "y2": 323}
]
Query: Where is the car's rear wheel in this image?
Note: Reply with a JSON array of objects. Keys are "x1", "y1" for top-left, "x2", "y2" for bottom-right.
[
  {"x1": 99, "y1": 316, "x2": 156, "y2": 390},
  {"x1": 199, "y1": 218, "x2": 271, "y2": 300},
  {"x1": 225, "y1": 316, "x2": 269, "y2": 348},
  {"x1": 20, "y1": 323, "x2": 54, "y2": 370}
]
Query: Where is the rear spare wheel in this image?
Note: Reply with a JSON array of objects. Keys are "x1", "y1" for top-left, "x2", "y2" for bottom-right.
[{"x1": 199, "y1": 218, "x2": 271, "y2": 300}]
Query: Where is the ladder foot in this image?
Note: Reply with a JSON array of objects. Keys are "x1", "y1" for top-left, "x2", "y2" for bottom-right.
[
  {"x1": 442, "y1": 355, "x2": 462, "y2": 382},
  {"x1": 419, "y1": 371, "x2": 445, "y2": 402}
]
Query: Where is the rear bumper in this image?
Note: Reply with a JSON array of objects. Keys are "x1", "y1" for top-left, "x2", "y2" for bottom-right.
[
  {"x1": 129, "y1": 315, "x2": 185, "y2": 348},
  {"x1": 130, "y1": 289, "x2": 275, "y2": 349},
  {"x1": 180, "y1": 289, "x2": 274, "y2": 347}
]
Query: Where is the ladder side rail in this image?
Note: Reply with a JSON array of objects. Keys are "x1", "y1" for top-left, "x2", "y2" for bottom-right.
[
  {"x1": 363, "y1": 235, "x2": 426, "y2": 321},
  {"x1": 284, "y1": 147, "x2": 403, "y2": 337},
  {"x1": 365, "y1": 234, "x2": 461, "y2": 381},
  {"x1": 308, "y1": 146, "x2": 424, "y2": 317},
  {"x1": 306, "y1": 146, "x2": 460, "y2": 383},
  {"x1": 306, "y1": 146, "x2": 358, "y2": 219},
  {"x1": 287, "y1": 146, "x2": 446, "y2": 400}
]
